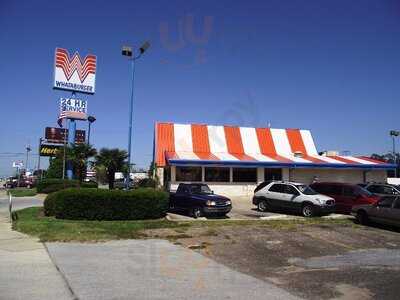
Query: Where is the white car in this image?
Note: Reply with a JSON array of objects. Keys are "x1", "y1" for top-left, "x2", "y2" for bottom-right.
[{"x1": 252, "y1": 181, "x2": 336, "y2": 217}]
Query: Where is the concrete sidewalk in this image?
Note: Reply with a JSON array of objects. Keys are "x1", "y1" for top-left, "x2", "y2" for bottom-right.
[{"x1": 0, "y1": 192, "x2": 74, "y2": 300}]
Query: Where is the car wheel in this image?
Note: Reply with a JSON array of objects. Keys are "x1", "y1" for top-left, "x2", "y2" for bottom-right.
[
  {"x1": 356, "y1": 210, "x2": 369, "y2": 225},
  {"x1": 257, "y1": 200, "x2": 269, "y2": 212},
  {"x1": 191, "y1": 207, "x2": 202, "y2": 219},
  {"x1": 302, "y1": 204, "x2": 315, "y2": 218}
]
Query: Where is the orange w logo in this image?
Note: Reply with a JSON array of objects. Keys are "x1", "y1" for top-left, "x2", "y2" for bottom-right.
[{"x1": 55, "y1": 48, "x2": 96, "y2": 83}]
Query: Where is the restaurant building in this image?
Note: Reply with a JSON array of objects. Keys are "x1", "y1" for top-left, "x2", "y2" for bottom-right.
[{"x1": 153, "y1": 122, "x2": 394, "y2": 197}]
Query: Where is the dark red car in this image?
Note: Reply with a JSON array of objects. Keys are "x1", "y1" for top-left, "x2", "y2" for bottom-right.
[{"x1": 310, "y1": 182, "x2": 380, "y2": 214}]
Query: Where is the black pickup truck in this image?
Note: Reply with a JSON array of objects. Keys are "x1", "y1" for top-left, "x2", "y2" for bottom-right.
[{"x1": 169, "y1": 183, "x2": 232, "y2": 218}]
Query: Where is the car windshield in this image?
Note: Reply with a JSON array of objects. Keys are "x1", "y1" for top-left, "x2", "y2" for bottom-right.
[
  {"x1": 357, "y1": 186, "x2": 373, "y2": 197},
  {"x1": 190, "y1": 185, "x2": 213, "y2": 194},
  {"x1": 296, "y1": 184, "x2": 318, "y2": 195}
]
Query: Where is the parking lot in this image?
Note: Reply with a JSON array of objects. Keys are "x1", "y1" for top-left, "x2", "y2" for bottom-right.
[
  {"x1": 145, "y1": 219, "x2": 400, "y2": 300},
  {"x1": 168, "y1": 195, "x2": 347, "y2": 221}
]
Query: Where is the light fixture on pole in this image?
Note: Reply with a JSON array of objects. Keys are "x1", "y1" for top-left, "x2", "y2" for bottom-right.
[
  {"x1": 122, "y1": 41, "x2": 150, "y2": 190},
  {"x1": 87, "y1": 115, "x2": 96, "y2": 145},
  {"x1": 390, "y1": 130, "x2": 400, "y2": 177},
  {"x1": 25, "y1": 145, "x2": 31, "y2": 172}
]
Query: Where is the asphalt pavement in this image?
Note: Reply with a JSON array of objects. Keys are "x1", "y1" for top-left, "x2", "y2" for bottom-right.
[{"x1": 46, "y1": 239, "x2": 300, "y2": 300}]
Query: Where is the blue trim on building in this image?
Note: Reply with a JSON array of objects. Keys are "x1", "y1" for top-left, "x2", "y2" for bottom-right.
[{"x1": 167, "y1": 158, "x2": 396, "y2": 170}]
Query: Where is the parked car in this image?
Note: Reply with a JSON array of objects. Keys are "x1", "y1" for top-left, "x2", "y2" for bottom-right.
[
  {"x1": 310, "y1": 182, "x2": 380, "y2": 214},
  {"x1": 169, "y1": 183, "x2": 232, "y2": 218},
  {"x1": 114, "y1": 179, "x2": 134, "y2": 190},
  {"x1": 253, "y1": 181, "x2": 335, "y2": 217},
  {"x1": 351, "y1": 196, "x2": 400, "y2": 227},
  {"x1": 364, "y1": 183, "x2": 400, "y2": 197}
]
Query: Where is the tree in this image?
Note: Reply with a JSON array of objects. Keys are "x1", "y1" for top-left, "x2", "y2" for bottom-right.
[
  {"x1": 65, "y1": 144, "x2": 97, "y2": 183},
  {"x1": 46, "y1": 156, "x2": 64, "y2": 179},
  {"x1": 95, "y1": 148, "x2": 128, "y2": 189},
  {"x1": 371, "y1": 153, "x2": 400, "y2": 177},
  {"x1": 148, "y1": 161, "x2": 160, "y2": 187}
]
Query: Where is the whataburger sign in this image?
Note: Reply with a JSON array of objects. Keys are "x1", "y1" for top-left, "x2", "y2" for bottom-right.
[{"x1": 53, "y1": 48, "x2": 97, "y2": 94}]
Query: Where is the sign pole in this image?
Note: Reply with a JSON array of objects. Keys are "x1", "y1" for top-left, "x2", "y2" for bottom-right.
[
  {"x1": 37, "y1": 138, "x2": 42, "y2": 179},
  {"x1": 66, "y1": 118, "x2": 76, "y2": 179}
]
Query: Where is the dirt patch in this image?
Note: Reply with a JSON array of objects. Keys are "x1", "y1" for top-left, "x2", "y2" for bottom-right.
[{"x1": 145, "y1": 222, "x2": 400, "y2": 299}]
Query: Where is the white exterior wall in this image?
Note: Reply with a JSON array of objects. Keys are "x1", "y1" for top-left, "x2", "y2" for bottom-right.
[
  {"x1": 365, "y1": 170, "x2": 387, "y2": 183},
  {"x1": 169, "y1": 182, "x2": 258, "y2": 198},
  {"x1": 163, "y1": 166, "x2": 388, "y2": 197},
  {"x1": 290, "y1": 168, "x2": 387, "y2": 184}
]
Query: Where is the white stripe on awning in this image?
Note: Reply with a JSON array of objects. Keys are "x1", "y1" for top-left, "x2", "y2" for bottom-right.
[
  {"x1": 300, "y1": 130, "x2": 319, "y2": 156},
  {"x1": 339, "y1": 156, "x2": 377, "y2": 165},
  {"x1": 174, "y1": 124, "x2": 193, "y2": 152},
  {"x1": 239, "y1": 127, "x2": 261, "y2": 154},
  {"x1": 207, "y1": 125, "x2": 228, "y2": 153}
]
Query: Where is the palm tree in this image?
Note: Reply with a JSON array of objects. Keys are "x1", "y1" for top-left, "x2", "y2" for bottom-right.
[
  {"x1": 95, "y1": 148, "x2": 128, "y2": 189},
  {"x1": 65, "y1": 144, "x2": 97, "y2": 184}
]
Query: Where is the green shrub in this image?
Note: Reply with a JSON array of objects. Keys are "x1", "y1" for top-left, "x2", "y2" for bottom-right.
[
  {"x1": 47, "y1": 188, "x2": 169, "y2": 220},
  {"x1": 37, "y1": 179, "x2": 98, "y2": 194},
  {"x1": 44, "y1": 192, "x2": 58, "y2": 216}
]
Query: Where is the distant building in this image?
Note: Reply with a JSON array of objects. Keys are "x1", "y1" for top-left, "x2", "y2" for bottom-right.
[{"x1": 153, "y1": 122, "x2": 395, "y2": 197}]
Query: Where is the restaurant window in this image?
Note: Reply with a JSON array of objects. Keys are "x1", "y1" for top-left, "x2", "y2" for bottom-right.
[
  {"x1": 232, "y1": 168, "x2": 257, "y2": 182},
  {"x1": 205, "y1": 167, "x2": 230, "y2": 182},
  {"x1": 175, "y1": 166, "x2": 202, "y2": 182},
  {"x1": 265, "y1": 168, "x2": 282, "y2": 182}
]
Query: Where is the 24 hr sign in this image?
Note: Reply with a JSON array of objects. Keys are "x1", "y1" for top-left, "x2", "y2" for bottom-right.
[{"x1": 60, "y1": 97, "x2": 88, "y2": 120}]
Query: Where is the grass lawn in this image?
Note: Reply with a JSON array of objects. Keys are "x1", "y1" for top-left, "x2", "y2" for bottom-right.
[
  {"x1": 13, "y1": 207, "x2": 355, "y2": 242},
  {"x1": 9, "y1": 188, "x2": 37, "y2": 197}
]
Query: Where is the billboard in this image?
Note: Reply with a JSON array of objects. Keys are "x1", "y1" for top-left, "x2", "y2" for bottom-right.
[
  {"x1": 60, "y1": 97, "x2": 88, "y2": 120},
  {"x1": 12, "y1": 161, "x2": 23, "y2": 168},
  {"x1": 53, "y1": 48, "x2": 97, "y2": 94},
  {"x1": 45, "y1": 127, "x2": 86, "y2": 144},
  {"x1": 40, "y1": 144, "x2": 63, "y2": 157}
]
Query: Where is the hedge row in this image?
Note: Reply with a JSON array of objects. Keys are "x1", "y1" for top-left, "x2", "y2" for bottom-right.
[
  {"x1": 44, "y1": 188, "x2": 169, "y2": 220},
  {"x1": 37, "y1": 179, "x2": 98, "y2": 194}
]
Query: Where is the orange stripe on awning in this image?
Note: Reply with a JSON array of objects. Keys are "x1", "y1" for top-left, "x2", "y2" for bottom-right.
[
  {"x1": 155, "y1": 123, "x2": 175, "y2": 167},
  {"x1": 358, "y1": 156, "x2": 384, "y2": 164},
  {"x1": 286, "y1": 128, "x2": 307, "y2": 154},
  {"x1": 256, "y1": 128, "x2": 292, "y2": 163},
  {"x1": 191, "y1": 124, "x2": 219, "y2": 160},
  {"x1": 224, "y1": 126, "x2": 255, "y2": 161},
  {"x1": 285, "y1": 128, "x2": 325, "y2": 163}
]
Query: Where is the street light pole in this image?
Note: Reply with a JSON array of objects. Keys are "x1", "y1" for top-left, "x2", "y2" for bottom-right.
[
  {"x1": 122, "y1": 42, "x2": 150, "y2": 190},
  {"x1": 87, "y1": 115, "x2": 96, "y2": 145},
  {"x1": 25, "y1": 145, "x2": 31, "y2": 173},
  {"x1": 390, "y1": 130, "x2": 399, "y2": 177}
]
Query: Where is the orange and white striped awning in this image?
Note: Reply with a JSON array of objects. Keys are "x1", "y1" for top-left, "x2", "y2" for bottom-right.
[{"x1": 154, "y1": 122, "x2": 393, "y2": 169}]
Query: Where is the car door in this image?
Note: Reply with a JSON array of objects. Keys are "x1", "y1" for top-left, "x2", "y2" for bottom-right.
[
  {"x1": 283, "y1": 185, "x2": 301, "y2": 211},
  {"x1": 267, "y1": 183, "x2": 287, "y2": 209},
  {"x1": 367, "y1": 197, "x2": 395, "y2": 225},
  {"x1": 325, "y1": 185, "x2": 345, "y2": 213},
  {"x1": 342, "y1": 186, "x2": 358, "y2": 213},
  {"x1": 390, "y1": 198, "x2": 400, "y2": 227},
  {"x1": 174, "y1": 185, "x2": 189, "y2": 210}
]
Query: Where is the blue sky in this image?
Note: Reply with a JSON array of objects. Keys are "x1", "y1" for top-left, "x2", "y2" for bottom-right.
[{"x1": 1, "y1": 0, "x2": 400, "y2": 177}]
